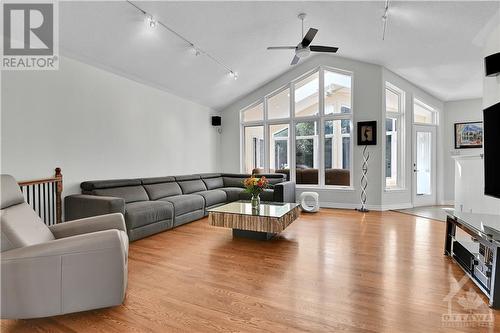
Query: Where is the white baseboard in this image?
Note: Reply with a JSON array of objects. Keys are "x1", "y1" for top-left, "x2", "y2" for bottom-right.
[
  {"x1": 441, "y1": 200, "x2": 454, "y2": 206},
  {"x1": 318, "y1": 202, "x2": 412, "y2": 211},
  {"x1": 381, "y1": 203, "x2": 413, "y2": 211}
]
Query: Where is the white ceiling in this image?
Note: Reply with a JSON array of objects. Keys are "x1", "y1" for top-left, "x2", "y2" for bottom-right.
[{"x1": 60, "y1": 1, "x2": 500, "y2": 110}]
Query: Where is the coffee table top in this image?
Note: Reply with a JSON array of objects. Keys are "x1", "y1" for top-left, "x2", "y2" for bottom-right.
[{"x1": 207, "y1": 200, "x2": 299, "y2": 218}]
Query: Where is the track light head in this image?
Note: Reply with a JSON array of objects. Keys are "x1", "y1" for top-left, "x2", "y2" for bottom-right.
[
  {"x1": 229, "y1": 71, "x2": 238, "y2": 80},
  {"x1": 146, "y1": 14, "x2": 157, "y2": 28}
]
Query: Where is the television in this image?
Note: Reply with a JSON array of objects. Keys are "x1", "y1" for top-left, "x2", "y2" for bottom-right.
[{"x1": 483, "y1": 101, "x2": 500, "y2": 198}]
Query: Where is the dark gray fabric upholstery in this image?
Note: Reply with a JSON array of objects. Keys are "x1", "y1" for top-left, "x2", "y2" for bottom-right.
[
  {"x1": 71, "y1": 173, "x2": 295, "y2": 242},
  {"x1": 238, "y1": 189, "x2": 274, "y2": 202},
  {"x1": 202, "y1": 177, "x2": 224, "y2": 190},
  {"x1": 200, "y1": 173, "x2": 222, "y2": 179},
  {"x1": 143, "y1": 182, "x2": 182, "y2": 200},
  {"x1": 222, "y1": 173, "x2": 252, "y2": 178},
  {"x1": 141, "y1": 177, "x2": 176, "y2": 185},
  {"x1": 64, "y1": 195, "x2": 125, "y2": 221},
  {"x1": 160, "y1": 195, "x2": 204, "y2": 216},
  {"x1": 174, "y1": 175, "x2": 200, "y2": 182},
  {"x1": 81, "y1": 179, "x2": 141, "y2": 191},
  {"x1": 125, "y1": 201, "x2": 173, "y2": 229},
  {"x1": 178, "y1": 179, "x2": 207, "y2": 194},
  {"x1": 126, "y1": 219, "x2": 173, "y2": 241},
  {"x1": 174, "y1": 210, "x2": 204, "y2": 227},
  {"x1": 195, "y1": 190, "x2": 227, "y2": 207},
  {"x1": 273, "y1": 181, "x2": 296, "y2": 203},
  {"x1": 222, "y1": 177, "x2": 245, "y2": 188},
  {"x1": 220, "y1": 187, "x2": 245, "y2": 202},
  {"x1": 92, "y1": 186, "x2": 149, "y2": 204}
]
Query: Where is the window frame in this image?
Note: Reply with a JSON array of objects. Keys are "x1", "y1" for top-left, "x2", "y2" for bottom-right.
[
  {"x1": 384, "y1": 82, "x2": 406, "y2": 190},
  {"x1": 413, "y1": 98, "x2": 438, "y2": 125},
  {"x1": 240, "y1": 66, "x2": 354, "y2": 189}
]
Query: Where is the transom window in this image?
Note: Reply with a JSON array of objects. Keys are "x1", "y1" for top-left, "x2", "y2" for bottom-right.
[
  {"x1": 385, "y1": 83, "x2": 405, "y2": 189},
  {"x1": 414, "y1": 99, "x2": 437, "y2": 124},
  {"x1": 241, "y1": 67, "x2": 353, "y2": 187}
]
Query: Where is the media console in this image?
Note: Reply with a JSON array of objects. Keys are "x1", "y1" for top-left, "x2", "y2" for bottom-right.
[{"x1": 445, "y1": 211, "x2": 500, "y2": 308}]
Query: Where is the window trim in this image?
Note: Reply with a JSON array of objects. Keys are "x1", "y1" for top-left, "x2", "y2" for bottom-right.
[
  {"x1": 413, "y1": 97, "x2": 438, "y2": 126},
  {"x1": 240, "y1": 65, "x2": 354, "y2": 189},
  {"x1": 384, "y1": 82, "x2": 406, "y2": 190}
]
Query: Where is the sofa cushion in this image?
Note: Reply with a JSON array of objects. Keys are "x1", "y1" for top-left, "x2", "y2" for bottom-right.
[
  {"x1": 143, "y1": 182, "x2": 182, "y2": 200},
  {"x1": 159, "y1": 194, "x2": 204, "y2": 216},
  {"x1": 220, "y1": 187, "x2": 245, "y2": 202},
  {"x1": 202, "y1": 177, "x2": 224, "y2": 190},
  {"x1": 200, "y1": 173, "x2": 222, "y2": 179},
  {"x1": 238, "y1": 189, "x2": 274, "y2": 202},
  {"x1": 178, "y1": 179, "x2": 207, "y2": 194},
  {"x1": 141, "y1": 176, "x2": 176, "y2": 185},
  {"x1": 125, "y1": 201, "x2": 173, "y2": 229},
  {"x1": 81, "y1": 179, "x2": 141, "y2": 191},
  {"x1": 195, "y1": 190, "x2": 227, "y2": 207},
  {"x1": 222, "y1": 177, "x2": 245, "y2": 188},
  {"x1": 93, "y1": 186, "x2": 149, "y2": 204},
  {"x1": 174, "y1": 174, "x2": 200, "y2": 182}
]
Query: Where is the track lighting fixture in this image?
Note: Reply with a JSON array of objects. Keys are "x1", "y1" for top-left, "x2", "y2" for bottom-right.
[
  {"x1": 127, "y1": 1, "x2": 238, "y2": 80},
  {"x1": 382, "y1": 0, "x2": 390, "y2": 40}
]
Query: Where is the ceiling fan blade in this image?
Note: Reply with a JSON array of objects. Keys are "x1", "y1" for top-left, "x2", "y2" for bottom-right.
[
  {"x1": 290, "y1": 55, "x2": 300, "y2": 65},
  {"x1": 267, "y1": 46, "x2": 296, "y2": 50},
  {"x1": 310, "y1": 45, "x2": 339, "y2": 53},
  {"x1": 301, "y1": 28, "x2": 318, "y2": 47}
]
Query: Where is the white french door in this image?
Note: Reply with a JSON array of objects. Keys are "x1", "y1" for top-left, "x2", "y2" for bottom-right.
[{"x1": 412, "y1": 125, "x2": 436, "y2": 207}]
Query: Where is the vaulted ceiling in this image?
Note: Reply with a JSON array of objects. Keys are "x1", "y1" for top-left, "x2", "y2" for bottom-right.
[{"x1": 60, "y1": 1, "x2": 499, "y2": 110}]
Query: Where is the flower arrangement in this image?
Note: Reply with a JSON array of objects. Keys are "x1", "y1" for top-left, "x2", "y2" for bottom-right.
[{"x1": 243, "y1": 175, "x2": 269, "y2": 196}]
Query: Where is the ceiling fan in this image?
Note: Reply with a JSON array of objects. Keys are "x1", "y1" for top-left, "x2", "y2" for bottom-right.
[{"x1": 267, "y1": 13, "x2": 339, "y2": 65}]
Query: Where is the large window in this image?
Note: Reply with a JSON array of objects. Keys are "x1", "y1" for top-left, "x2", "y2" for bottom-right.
[
  {"x1": 269, "y1": 124, "x2": 289, "y2": 171},
  {"x1": 295, "y1": 72, "x2": 319, "y2": 117},
  {"x1": 241, "y1": 67, "x2": 353, "y2": 187},
  {"x1": 385, "y1": 83, "x2": 405, "y2": 189},
  {"x1": 243, "y1": 126, "x2": 264, "y2": 174}
]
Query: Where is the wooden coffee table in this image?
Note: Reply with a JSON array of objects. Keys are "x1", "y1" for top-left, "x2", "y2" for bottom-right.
[{"x1": 207, "y1": 200, "x2": 300, "y2": 240}]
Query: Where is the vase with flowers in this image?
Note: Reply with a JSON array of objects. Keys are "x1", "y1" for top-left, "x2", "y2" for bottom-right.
[{"x1": 243, "y1": 175, "x2": 269, "y2": 210}]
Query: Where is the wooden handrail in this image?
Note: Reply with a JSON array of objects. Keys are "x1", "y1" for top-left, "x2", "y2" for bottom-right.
[{"x1": 18, "y1": 168, "x2": 63, "y2": 225}]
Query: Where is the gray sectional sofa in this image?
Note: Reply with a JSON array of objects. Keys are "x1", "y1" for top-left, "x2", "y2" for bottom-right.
[{"x1": 65, "y1": 173, "x2": 295, "y2": 241}]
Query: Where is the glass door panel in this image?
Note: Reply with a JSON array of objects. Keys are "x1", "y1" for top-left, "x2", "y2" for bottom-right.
[{"x1": 412, "y1": 125, "x2": 436, "y2": 206}]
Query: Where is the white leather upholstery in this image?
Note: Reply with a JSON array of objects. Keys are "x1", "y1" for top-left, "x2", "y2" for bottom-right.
[
  {"x1": 299, "y1": 192, "x2": 320, "y2": 213},
  {"x1": 0, "y1": 174, "x2": 129, "y2": 319}
]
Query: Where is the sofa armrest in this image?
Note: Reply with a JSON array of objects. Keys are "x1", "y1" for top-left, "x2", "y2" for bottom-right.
[
  {"x1": 64, "y1": 194, "x2": 125, "y2": 221},
  {"x1": 1, "y1": 230, "x2": 127, "y2": 319},
  {"x1": 49, "y1": 213, "x2": 126, "y2": 239},
  {"x1": 273, "y1": 181, "x2": 296, "y2": 203},
  {"x1": 2, "y1": 229, "x2": 125, "y2": 260}
]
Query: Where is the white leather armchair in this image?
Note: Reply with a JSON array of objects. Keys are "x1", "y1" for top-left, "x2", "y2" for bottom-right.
[{"x1": 1, "y1": 174, "x2": 129, "y2": 319}]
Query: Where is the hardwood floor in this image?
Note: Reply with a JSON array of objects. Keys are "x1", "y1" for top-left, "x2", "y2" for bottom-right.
[{"x1": 2, "y1": 209, "x2": 499, "y2": 332}]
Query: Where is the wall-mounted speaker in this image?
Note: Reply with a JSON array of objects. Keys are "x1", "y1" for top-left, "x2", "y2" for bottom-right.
[
  {"x1": 211, "y1": 116, "x2": 221, "y2": 126},
  {"x1": 485, "y1": 52, "x2": 500, "y2": 77}
]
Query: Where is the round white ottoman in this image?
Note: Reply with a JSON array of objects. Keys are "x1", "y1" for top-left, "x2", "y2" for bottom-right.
[{"x1": 299, "y1": 192, "x2": 319, "y2": 212}]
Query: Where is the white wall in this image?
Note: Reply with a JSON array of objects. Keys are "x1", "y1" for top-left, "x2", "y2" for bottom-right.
[
  {"x1": 442, "y1": 99, "x2": 483, "y2": 203},
  {"x1": 381, "y1": 68, "x2": 444, "y2": 209},
  {"x1": 1, "y1": 56, "x2": 220, "y2": 196},
  {"x1": 220, "y1": 54, "x2": 445, "y2": 210}
]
